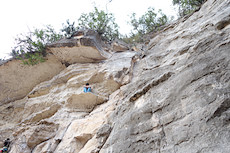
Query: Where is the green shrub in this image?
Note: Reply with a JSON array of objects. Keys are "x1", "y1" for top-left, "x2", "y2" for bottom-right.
[{"x1": 12, "y1": 25, "x2": 62, "y2": 65}]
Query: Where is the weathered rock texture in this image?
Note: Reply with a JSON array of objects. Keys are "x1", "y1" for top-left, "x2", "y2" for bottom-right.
[
  {"x1": 112, "y1": 39, "x2": 130, "y2": 52},
  {"x1": 0, "y1": 49, "x2": 136, "y2": 152},
  {"x1": 0, "y1": 0, "x2": 229, "y2": 152},
  {"x1": 47, "y1": 29, "x2": 111, "y2": 64},
  {"x1": 0, "y1": 55, "x2": 65, "y2": 104}
]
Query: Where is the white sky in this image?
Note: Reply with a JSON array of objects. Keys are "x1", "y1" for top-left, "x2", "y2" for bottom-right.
[{"x1": 0, "y1": 0, "x2": 177, "y2": 59}]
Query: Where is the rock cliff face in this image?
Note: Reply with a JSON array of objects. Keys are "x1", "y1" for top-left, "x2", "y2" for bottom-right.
[
  {"x1": 0, "y1": 55, "x2": 65, "y2": 104},
  {"x1": 47, "y1": 29, "x2": 111, "y2": 64},
  {"x1": 0, "y1": 0, "x2": 229, "y2": 152}
]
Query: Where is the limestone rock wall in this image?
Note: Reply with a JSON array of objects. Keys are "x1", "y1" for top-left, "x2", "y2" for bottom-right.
[
  {"x1": 100, "y1": 0, "x2": 230, "y2": 152},
  {"x1": 0, "y1": 50, "x2": 136, "y2": 153},
  {"x1": 0, "y1": 0, "x2": 229, "y2": 152},
  {"x1": 0, "y1": 55, "x2": 65, "y2": 105}
]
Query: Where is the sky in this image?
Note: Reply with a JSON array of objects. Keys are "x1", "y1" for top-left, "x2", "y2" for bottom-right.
[{"x1": 0, "y1": 0, "x2": 177, "y2": 59}]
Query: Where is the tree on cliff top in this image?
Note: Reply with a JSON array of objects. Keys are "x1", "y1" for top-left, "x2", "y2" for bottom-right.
[
  {"x1": 173, "y1": 0, "x2": 206, "y2": 16},
  {"x1": 130, "y1": 8, "x2": 169, "y2": 35},
  {"x1": 78, "y1": 7, "x2": 119, "y2": 41},
  {"x1": 127, "y1": 7, "x2": 170, "y2": 43}
]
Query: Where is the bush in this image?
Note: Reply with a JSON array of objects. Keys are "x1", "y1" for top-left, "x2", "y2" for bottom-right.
[
  {"x1": 78, "y1": 7, "x2": 119, "y2": 41},
  {"x1": 61, "y1": 19, "x2": 77, "y2": 38},
  {"x1": 12, "y1": 25, "x2": 62, "y2": 65}
]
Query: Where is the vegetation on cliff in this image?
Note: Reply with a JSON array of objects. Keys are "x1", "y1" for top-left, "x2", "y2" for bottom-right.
[
  {"x1": 124, "y1": 8, "x2": 171, "y2": 43},
  {"x1": 8, "y1": 0, "x2": 206, "y2": 65},
  {"x1": 11, "y1": 25, "x2": 62, "y2": 65},
  {"x1": 78, "y1": 7, "x2": 119, "y2": 41},
  {"x1": 173, "y1": 0, "x2": 206, "y2": 16}
]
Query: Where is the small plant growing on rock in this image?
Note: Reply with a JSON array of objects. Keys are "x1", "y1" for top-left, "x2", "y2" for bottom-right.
[{"x1": 61, "y1": 19, "x2": 77, "y2": 38}]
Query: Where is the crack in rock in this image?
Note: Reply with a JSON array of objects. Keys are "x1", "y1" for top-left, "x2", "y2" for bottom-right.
[{"x1": 130, "y1": 72, "x2": 174, "y2": 102}]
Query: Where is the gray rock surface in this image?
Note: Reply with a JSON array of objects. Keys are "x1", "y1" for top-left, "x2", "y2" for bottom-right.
[{"x1": 100, "y1": 0, "x2": 230, "y2": 152}]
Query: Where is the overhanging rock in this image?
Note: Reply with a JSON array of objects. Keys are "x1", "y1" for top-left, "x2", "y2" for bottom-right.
[{"x1": 47, "y1": 29, "x2": 111, "y2": 64}]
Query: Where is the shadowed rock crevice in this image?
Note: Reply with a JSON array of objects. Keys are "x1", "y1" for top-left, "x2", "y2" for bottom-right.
[
  {"x1": 26, "y1": 122, "x2": 58, "y2": 150},
  {"x1": 216, "y1": 15, "x2": 230, "y2": 30},
  {"x1": 92, "y1": 124, "x2": 112, "y2": 153},
  {"x1": 74, "y1": 133, "x2": 93, "y2": 152},
  {"x1": 32, "y1": 122, "x2": 73, "y2": 153},
  {"x1": 130, "y1": 72, "x2": 174, "y2": 102},
  {"x1": 211, "y1": 98, "x2": 230, "y2": 118}
]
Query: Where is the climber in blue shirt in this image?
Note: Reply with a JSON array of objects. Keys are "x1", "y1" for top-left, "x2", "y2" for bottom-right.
[{"x1": 84, "y1": 83, "x2": 92, "y2": 93}]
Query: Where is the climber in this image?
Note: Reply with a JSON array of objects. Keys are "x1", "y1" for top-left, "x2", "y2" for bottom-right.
[
  {"x1": 1, "y1": 138, "x2": 10, "y2": 153},
  {"x1": 84, "y1": 83, "x2": 92, "y2": 93},
  {"x1": 4, "y1": 138, "x2": 10, "y2": 148}
]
